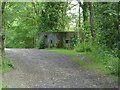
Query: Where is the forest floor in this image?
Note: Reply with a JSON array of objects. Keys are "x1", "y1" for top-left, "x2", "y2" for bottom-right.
[{"x1": 3, "y1": 48, "x2": 118, "y2": 88}]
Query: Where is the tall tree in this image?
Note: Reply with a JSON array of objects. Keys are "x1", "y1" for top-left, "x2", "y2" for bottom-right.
[
  {"x1": 118, "y1": 2, "x2": 120, "y2": 59},
  {"x1": 94, "y1": 2, "x2": 118, "y2": 49},
  {"x1": 79, "y1": 2, "x2": 88, "y2": 23},
  {"x1": 0, "y1": 2, "x2": 6, "y2": 54},
  {"x1": 38, "y1": 2, "x2": 69, "y2": 32},
  {"x1": 4, "y1": 2, "x2": 70, "y2": 48},
  {"x1": 118, "y1": 2, "x2": 120, "y2": 41},
  {"x1": 82, "y1": 2, "x2": 88, "y2": 22},
  {"x1": 78, "y1": 2, "x2": 81, "y2": 40},
  {"x1": 88, "y1": 2, "x2": 96, "y2": 39}
]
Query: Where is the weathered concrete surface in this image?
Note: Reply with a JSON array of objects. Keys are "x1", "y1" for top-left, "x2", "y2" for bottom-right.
[
  {"x1": 37, "y1": 32, "x2": 79, "y2": 48},
  {"x1": 3, "y1": 49, "x2": 118, "y2": 88}
]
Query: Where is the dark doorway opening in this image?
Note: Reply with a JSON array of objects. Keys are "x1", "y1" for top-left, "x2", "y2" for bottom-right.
[
  {"x1": 66, "y1": 40, "x2": 69, "y2": 43},
  {"x1": 50, "y1": 40, "x2": 52, "y2": 44}
]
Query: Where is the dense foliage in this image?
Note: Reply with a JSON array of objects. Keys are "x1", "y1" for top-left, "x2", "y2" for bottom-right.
[
  {"x1": 37, "y1": 36, "x2": 46, "y2": 49},
  {"x1": 94, "y1": 2, "x2": 119, "y2": 49},
  {"x1": 69, "y1": 33, "x2": 78, "y2": 49},
  {"x1": 74, "y1": 2, "x2": 119, "y2": 75},
  {"x1": 4, "y1": 2, "x2": 69, "y2": 48},
  {"x1": 1, "y1": 2, "x2": 119, "y2": 75}
]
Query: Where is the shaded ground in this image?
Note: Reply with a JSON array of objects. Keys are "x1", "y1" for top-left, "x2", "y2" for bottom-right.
[{"x1": 3, "y1": 48, "x2": 118, "y2": 88}]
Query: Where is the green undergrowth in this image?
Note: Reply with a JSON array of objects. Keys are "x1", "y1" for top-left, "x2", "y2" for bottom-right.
[
  {"x1": 46, "y1": 48, "x2": 104, "y2": 71},
  {"x1": 74, "y1": 42, "x2": 119, "y2": 77},
  {"x1": 2, "y1": 57, "x2": 14, "y2": 74},
  {"x1": 71, "y1": 55, "x2": 105, "y2": 70},
  {"x1": 2, "y1": 83, "x2": 7, "y2": 88},
  {"x1": 0, "y1": 54, "x2": 14, "y2": 89},
  {"x1": 0, "y1": 83, "x2": 7, "y2": 90},
  {"x1": 71, "y1": 56, "x2": 112, "y2": 75},
  {"x1": 46, "y1": 48, "x2": 119, "y2": 78},
  {"x1": 87, "y1": 51, "x2": 119, "y2": 78}
]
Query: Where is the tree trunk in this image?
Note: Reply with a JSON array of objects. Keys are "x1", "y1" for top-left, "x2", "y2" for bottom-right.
[
  {"x1": 118, "y1": 2, "x2": 120, "y2": 40},
  {"x1": 33, "y1": 37, "x2": 35, "y2": 48},
  {"x1": 88, "y1": 2, "x2": 96, "y2": 39},
  {"x1": 1, "y1": 33, "x2": 5, "y2": 54},
  {"x1": 78, "y1": 2, "x2": 81, "y2": 41},
  {"x1": 83, "y1": 2, "x2": 88, "y2": 22},
  {"x1": 78, "y1": 2, "x2": 81, "y2": 28},
  {"x1": 1, "y1": 2, "x2": 6, "y2": 55},
  {"x1": 118, "y1": 2, "x2": 120, "y2": 60}
]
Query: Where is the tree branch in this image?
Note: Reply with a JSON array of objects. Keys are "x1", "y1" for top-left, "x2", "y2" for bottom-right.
[{"x1": 31, "y1": 1, "x2": 39, "y2": 16}]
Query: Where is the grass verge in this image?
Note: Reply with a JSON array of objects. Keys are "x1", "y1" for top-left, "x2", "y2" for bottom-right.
[
  {"x1": 2, "y1": 57, "x2": 14, "y2": 74},
  {"x1": 45, "y1": 48, "x2": 87, "y2": 55},
  {"x1": 0, "y1": 55, "x2": 14, "y2": 89}
]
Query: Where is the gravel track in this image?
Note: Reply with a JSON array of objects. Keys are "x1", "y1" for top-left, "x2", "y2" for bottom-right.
[{"x1": 3, "y1": 48, "x2": 118, "y2": 88}]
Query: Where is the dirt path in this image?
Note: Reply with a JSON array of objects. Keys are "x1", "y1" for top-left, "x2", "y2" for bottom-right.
[{"x1": 3, "y1": 49, "x2": 118, "y2": 88}]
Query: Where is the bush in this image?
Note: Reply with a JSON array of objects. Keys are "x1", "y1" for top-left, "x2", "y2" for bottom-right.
[
  {"x1": 69, "y1": 34, "x2": 78, "y2": 49},
  {"x1": 74, "y1": 42, "x2": 119, "y2": 75},
  {"x1": 2, "y1": 57, "x2": 14, "y2": 74},
  {"x1": 74, "y1": 42, "x2": 93, "y2": 52},
  {"x1": 37, "y1": 37, "x2": 46, "y2": 49},
  {"x1": 107, "y1": 56, "x2": 119, "y2": 75},
  {"x1": 88, "y1": 47, "x2": 119, "y2": 75}
]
